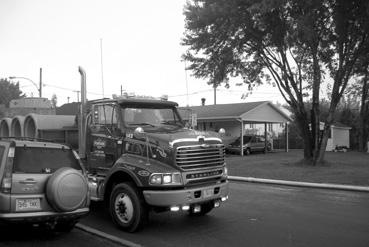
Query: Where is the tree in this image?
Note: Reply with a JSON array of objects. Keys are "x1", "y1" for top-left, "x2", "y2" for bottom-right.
[
  {"x1": 51, "y1": 94, "x2": 58, "y2": 108},
  {"x1": 0, "y1": 78, "x2": 25, "y2": 107},
  {"x1": 182, "y1": 0, "x2": 369, "y2": 165},
  {"x1": 348, "y1": 55, "x2": 369, "y2": 151}
]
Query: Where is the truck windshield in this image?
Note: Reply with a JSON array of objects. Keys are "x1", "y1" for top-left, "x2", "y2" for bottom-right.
[{"x1": 122, "y1": 106, "x2": 184, "y2": 128}]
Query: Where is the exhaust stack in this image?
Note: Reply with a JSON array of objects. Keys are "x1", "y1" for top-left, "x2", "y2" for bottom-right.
[{"x1": 78, "y1": 66, "x2": 87, "y2": 159}]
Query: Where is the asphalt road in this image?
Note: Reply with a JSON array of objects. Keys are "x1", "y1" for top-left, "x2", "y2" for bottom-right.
[
  {"x1": 80, "y1": 182, "x2": 369, "y2": 247},
  {"x1": 1, "y1": 182, "x2": 368, "y2": 247},
  {"x1": 0, "y1": 223, "x2": 121, "y2": 247}
]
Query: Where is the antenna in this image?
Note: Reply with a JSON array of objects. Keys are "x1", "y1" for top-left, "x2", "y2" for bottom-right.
[{"x1": 100, "y1": 38, "x2": 105, "y2": 98}]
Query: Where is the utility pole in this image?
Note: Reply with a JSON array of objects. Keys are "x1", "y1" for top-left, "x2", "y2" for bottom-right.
[
  {"x1": 213, "y1": 83, "x2": 217, "y2": 105},
  {"x1": 184, "y1": 60, "x2": 189, "y2": 107},
  {"x1": 121, "y1": 85, "x2": 123, "y2": 95},
  {"x1": 39, "y1": 68, "x2": 43, "y2": 97},
  {"x1": 76, "y1": 91, "x2": 80, "y2": 102},
  {"x1": 67, "y1": 96, "x2": 70, "y2": 103}
]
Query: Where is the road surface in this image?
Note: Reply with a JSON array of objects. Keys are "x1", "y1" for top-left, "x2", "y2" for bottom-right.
[{"x1": 81, "y1": 182, "x2": 369, "y2": 247}]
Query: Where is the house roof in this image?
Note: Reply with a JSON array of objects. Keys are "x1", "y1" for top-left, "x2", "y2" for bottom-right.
[
  {"x1": 180, "y1": 101, "x2": 291, "y2": 123},
  {"x1": 331, "y1": 122, "x2": 351, "y2": 129}
]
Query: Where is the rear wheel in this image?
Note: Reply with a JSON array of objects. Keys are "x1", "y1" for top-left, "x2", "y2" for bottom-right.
[
  {"x1": 244, "y1": 148, "x2": 251, "y2": 155},
  {"x1": 109, "y1": 182, "x2": 148, "y2": 232}
]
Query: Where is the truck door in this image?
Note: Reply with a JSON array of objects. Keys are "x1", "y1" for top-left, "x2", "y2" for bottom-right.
[{"x1": 87, "y1": 103, "x2": 122, "y2": 172}]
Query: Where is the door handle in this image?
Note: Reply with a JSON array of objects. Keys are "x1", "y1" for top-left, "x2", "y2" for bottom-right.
[{"x1": 19, "y1": 179, "x2": 37, "y2": 184}]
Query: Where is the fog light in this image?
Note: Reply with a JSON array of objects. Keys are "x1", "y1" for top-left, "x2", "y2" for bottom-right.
[
  {"x1": 214, "y1": 200, "x2": 220, "y2": 208},
  {"x1": 182, "y1": 205, "x2": 190, "y2": 211},
  {"x1": 193, "y1": 205, "x2": 201, "y2": 213},
  {"x1": 170, "y1": 206, "x2": 180, "y2": 212}
]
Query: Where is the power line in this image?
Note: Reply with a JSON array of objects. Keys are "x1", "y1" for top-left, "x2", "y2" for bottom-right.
[
  {"x1": 169, "y1": 89, "x2": 213, "y2": 98},
  {"x1": 43, "y1": 83, "x2": 103, "y2": 96}
]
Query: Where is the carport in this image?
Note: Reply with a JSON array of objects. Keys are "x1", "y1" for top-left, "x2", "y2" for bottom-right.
[{"x1": 183, "y1": 101, "x2": 291, "y2": 156}]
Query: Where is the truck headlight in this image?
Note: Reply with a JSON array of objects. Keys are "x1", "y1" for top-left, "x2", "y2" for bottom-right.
[
  {"x1": 150, "y1": 174, "x2": 162, "y2": 185},
  {"x1": 149, "y1": 173, "x2": 182, "y2": 185}
]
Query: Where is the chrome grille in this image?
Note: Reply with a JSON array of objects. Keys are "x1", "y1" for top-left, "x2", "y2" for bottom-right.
[{"x1": 176, "y1": 144, "x2": 225, "y2": 171}]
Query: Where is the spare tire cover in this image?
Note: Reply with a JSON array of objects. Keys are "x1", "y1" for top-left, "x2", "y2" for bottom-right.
[{"x1": 46, "y1": 167, "x2": 88, "y2": 212}]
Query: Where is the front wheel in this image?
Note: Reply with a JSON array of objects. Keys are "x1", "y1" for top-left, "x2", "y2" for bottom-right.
[
  {"x1": 109, "y1": 182, "x2": 148, "y2": 232},
  {"x1": 244, "y1": 148, "x2": 251, "y2": 155}
]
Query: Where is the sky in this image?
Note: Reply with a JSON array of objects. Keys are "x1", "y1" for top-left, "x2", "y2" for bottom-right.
[{"x1": 0, "y1": 0, "x2": 285, "y2": 107}]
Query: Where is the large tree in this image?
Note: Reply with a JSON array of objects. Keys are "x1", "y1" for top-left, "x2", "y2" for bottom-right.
[
  {"x1": 348, "y1": 55, "x2": 369, "y2": 152},
  {"x1": 0, "y1": 78, "x2": 25, "y2": 107},
  {"x1": 182, "y1": 0, "x2": 369, "y2": 165}
]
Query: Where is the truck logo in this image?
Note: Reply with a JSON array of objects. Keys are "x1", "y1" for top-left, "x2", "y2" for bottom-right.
[
  {"x1": 201, "y1": 143, "x2": 210, "y2": 148},
  {"x1": 94, "y1": 139, "x2": 106, "y2": 149},
  {"x1": 138, "y1": 170, "x2": 150, "y2": 177}
]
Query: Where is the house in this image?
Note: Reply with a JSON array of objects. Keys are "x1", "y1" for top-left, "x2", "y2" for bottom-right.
[
  {"x1": 322, "y1": 122, "x2": 352, "y2": 151},
  {"x1": 179, "y1": 101, "x2": 292, "y2": 155}
]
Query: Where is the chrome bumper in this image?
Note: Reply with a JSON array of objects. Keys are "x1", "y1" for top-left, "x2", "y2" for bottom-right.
[{"x1": 143, "y1": 181, "x2": 229, "y2": 206}]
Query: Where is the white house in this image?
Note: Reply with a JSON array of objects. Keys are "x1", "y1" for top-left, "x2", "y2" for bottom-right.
[
  {"x1": 179, "y1": 101, "x2": 292, "y2": 155},
  {"x1": 324, "y1": 122, "x2": 352, "y2": 151}
]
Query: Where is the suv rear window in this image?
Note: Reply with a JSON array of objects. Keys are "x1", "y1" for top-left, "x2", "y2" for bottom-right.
[{"x1": 13, "y1": 147, "x2": 81, "y2": 173}]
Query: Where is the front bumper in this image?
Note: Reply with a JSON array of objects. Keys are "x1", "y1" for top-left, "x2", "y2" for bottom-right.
[
  {"x1": 143, "y1": 181, "x2": 229, "y2": 206},
  {"x1": 0, "y1": 207, "x2": 89, "y2": 223}
]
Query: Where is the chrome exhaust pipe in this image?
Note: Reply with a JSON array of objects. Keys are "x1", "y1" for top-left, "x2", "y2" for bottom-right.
[{"x1": 78, "y1": 66, "x2": 87, "y2": 159}]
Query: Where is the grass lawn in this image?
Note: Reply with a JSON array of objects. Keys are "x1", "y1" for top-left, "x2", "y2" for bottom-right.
[{"x1": 226, "y1": 149, "x2": 369, "y2": 186}]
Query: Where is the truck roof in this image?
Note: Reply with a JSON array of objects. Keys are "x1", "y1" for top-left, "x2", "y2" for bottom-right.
[{"x1": 92, "y1": 98, "x2": 178, "y2": 107}]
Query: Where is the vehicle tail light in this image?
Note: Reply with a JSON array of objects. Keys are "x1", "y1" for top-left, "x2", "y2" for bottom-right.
[{"x1": 1, "y1": 146, "x2": 15, "y2": 193}]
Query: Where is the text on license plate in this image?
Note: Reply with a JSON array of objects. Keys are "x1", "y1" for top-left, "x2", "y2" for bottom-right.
[
  {"x1": 16, "y1": 198, "x2": 41, "y2": 211},
  {"x1": 203, "y1": 188, "x2": 213, "y2": 198}
]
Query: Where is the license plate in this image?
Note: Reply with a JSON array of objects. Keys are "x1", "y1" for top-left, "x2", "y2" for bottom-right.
[
  {"x1": 16, "y1": 198, "x2": 41, "y2": 211},
  {"x1": 203, "y1": 189, "x2": 213, "y2": 198}
]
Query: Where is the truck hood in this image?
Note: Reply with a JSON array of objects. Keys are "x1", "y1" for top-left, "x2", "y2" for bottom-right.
[{"x1": 144, "y1": 127, "x2": 222, "y2": 147}]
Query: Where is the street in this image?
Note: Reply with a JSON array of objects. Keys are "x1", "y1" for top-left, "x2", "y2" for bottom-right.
[
  {"x1": 1, "y1": 182, "x2": 369, "y2": 247},
  {"x1": 81, "y1": 182, "x2": 369, "y2": 247},
  {"x1": 0, "y1": 223, "x2": 120, "y2": 247}
]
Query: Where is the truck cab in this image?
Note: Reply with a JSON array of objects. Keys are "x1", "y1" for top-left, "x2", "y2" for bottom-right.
[{"x1": 85, "y1": 95, "x2": 229, "y2": 232}]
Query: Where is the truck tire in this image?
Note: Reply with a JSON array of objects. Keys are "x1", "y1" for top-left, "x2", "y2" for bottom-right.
[
  {"x1": 109, "y1": 182, "x2": 148, "y2": 232},
  {"x1": 244, "y1": 148, "x2": 251, "y2": 156},
  {"x1": 189, "y1": 201, "x2": 214, "y2": 216},
  {"x1": 46, "y1": 167, "x2": 88, "y2": 212}
]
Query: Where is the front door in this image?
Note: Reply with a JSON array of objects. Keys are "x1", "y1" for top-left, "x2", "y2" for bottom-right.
[{"x1": 87, "y1": 103, "x2": 122, "y2": 173}]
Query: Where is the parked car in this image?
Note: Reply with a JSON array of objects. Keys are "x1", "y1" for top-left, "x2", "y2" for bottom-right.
[
  {"x1": 0, "y1": 138, "x2": 89, "y2": 231},
  {"x1": 226, "y1": 135, "x2": 272, "y2": 155}
]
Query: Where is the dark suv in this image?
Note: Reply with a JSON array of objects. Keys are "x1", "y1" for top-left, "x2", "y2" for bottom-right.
[
  {"x1": 0, "y1": 138, "x2": 89, "y2": 231},
  {"x1": 226, "y1": 135, "x2": 272, "y2": 155}
]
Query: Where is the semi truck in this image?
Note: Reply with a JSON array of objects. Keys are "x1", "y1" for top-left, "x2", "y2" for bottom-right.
[{"x1": 9, "y1": 67, "x2": 229, "y2": 232}]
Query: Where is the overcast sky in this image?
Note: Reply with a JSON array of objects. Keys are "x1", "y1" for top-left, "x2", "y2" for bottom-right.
[{"x1": 0, "y1": 0, "x2": 284, "y2": 107}]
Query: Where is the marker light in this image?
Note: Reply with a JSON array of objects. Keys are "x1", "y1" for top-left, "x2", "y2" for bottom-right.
[{"x1": 170, "y1": 206, "x2": 180, "y2": 212}]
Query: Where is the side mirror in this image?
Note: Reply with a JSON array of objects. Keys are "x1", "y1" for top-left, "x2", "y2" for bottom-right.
[{"x1": 134, "y1": 127, "x2": 145, "y2": 139}]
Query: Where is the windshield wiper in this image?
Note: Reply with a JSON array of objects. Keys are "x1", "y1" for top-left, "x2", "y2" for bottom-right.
[
  {"x1": 129, "y1": 122, "x2": 156, "y2": 127},
  {"x1": 161, "y1": 121, "x2": 183, "y2": 127}
]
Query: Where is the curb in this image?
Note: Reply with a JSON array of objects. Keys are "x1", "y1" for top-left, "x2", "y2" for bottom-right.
[
  {"x1": 76, "y1": 223, "x2": 142, "y2": 247},
  {"x1": 228, "y1": 176, "x2": 369, "y2": 192}
]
